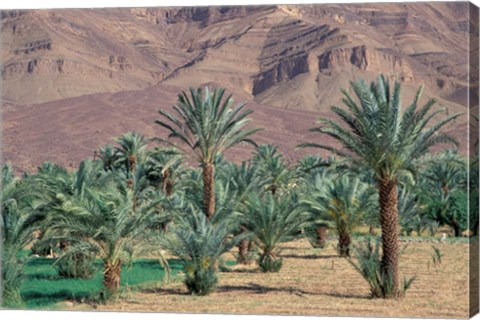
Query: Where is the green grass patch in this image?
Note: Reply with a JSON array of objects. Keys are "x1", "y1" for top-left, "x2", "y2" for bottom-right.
[{"x1": 20, "y1": 257, "x2": 184, "y2": 309}]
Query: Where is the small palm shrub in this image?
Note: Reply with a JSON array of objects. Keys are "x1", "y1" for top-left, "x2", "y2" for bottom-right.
[
  {"x1": 431, "y1": 245, "x2": 444, "y2": 266},
  {"x1": 348, "y1": 237, "x2": 415, "y2": 298},
  {"x1": 240, "y1": 193, "x2": 309, "y2": 272},
  {"x1": 252, "y1": 144, "x2": 296, "y2": 196},
  {"x1": 303, "y1": 175, "x2": 377, "y2": 257},
  {"x1": 47, "y1": 178, "x2": 165, "y2": 299},
  {"x1": 162, "y1": 209, "x2": 242, "y2": 295}
]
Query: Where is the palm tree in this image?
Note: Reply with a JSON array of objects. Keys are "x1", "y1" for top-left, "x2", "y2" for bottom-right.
[
  {"x1": 303, "y1": 175, "x2": 377, "y2": 257},
  {"x1": 397, "y1": 187, "x2": 428, "y2": 236},
  {"x1": 239, "y1": 192, "x2": 309, "y2": 272},
  {"x1": 161, "y1": 208, "x2": 243, "y2": 295},
  {"x1": 97, "y1": 144, "x2": 118, "y2": 171},
  {"x1": 1, "y1": 164, "x2": 45, "y2": 306},
  {"x1": 114, "y1": 132, "x2": 150, "y2": 177},
  {"x1": 145, "y1": 147, "x2": 183, "y2": 197},
  {"x1": 219, "y1": 161, "x2": 261, "y2": 264},
  {"x1": 47, "y1": 177, "x2": 165, "y2": 297},
  {"x1": 26, "y1": 160, "x2": 107, "y2": 263},
  {"x1": 155, "y1": 87, "x2": 261, "y2": 219},
  {"x1": 300, "y1": 75, "x2": 460, "y2": 297},
  {"x1": 252, "y1": 144, "x2": 296, "y2": 196},
  {"x1": 418, "y1": 150, "x2": 467, "y2": 236}
]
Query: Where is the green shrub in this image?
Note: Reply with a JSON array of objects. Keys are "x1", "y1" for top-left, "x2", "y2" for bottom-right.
[
  {"x1": 258, "y1": 255, "x2": 283, "y2": 273},
  {"x1": 431, "y1": 245, "x2": 444, "y2": 265},
  {"x1": 348, "y1": 237, "x2": 415, "y2": 298},
  {"x1": 184, "y1": 258, "x2": 219, "y2": 295},
  {"x1": 56, "y1": 252, "x2": 97, "y2": 279},
  {"x1": 240, "y1": 192, "x2": 309, "y2": 272},
  {"x1": 161, "y1": 209, "x2": 242, "y2": 295}
]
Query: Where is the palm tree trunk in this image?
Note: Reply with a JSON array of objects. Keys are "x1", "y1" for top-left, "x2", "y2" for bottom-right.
[
  {"x1": 104, "y1": 260, "x2": 122, "y2": 296},
  {"x1": 452, "y1": 219, "x2": 461, "y2": 237},
  {"x1": 237, "y1": 238, "x2": 251, "y2": 264},
  {"x1": 338, "y1": 231, "x2": 351, "y2": 257},
  {"x1": 162, "y1": 169, "x2": 174, "y2": 197},
  {"x1": 203, "y1": 163, "x2": 215, "y2": 219},
  {"x1": 315, "y1": 224, "x2": 328, "y2": 248},
  {"x1": 378, "y1": 178, "x2": 400, "y2": 298}
]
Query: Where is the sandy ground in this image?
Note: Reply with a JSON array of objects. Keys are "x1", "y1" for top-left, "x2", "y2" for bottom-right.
[{"x1": 66, "y1": 238, "x2": 472, "y2": 318}]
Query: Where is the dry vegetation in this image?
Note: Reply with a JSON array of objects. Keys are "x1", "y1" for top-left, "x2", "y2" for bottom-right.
[{"x1": 68, "y1": 238, "x2": 470, "y2": 318}]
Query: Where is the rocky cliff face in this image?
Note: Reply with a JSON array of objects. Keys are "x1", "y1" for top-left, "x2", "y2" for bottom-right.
[
  {"x1": 318, "y1": 46, "x2": 414, "y2": 82},
  {"x1": 0, "y1": 3, "x2": 473, "y2": 110}
]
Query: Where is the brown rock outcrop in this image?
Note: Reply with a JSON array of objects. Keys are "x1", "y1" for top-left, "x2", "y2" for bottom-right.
[{"x1": 319, "y1": 46, "x2": 414, "y2": 82}]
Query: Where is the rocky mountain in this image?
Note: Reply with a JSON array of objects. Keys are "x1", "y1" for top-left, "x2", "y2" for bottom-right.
[{"x1": 1, "y1": 3, "x2": 477, "y2": 171}]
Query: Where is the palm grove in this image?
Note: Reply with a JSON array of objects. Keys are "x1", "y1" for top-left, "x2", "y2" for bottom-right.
[{"x1": 1, "y1": 76, "x2": 476, "y2": 307}]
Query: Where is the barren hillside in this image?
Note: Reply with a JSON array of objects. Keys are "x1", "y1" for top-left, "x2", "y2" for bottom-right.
[{"x1": 1, "y1": 3, "x2": 476, "y2": 171}]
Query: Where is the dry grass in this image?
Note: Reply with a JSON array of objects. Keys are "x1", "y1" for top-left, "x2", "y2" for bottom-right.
[{"x1": 68, "y1": 238, "x2": 470, "y2": 318}]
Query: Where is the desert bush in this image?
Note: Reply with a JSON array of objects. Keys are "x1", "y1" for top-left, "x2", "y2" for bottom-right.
[{"x1": 348, "y1": 237, "x2": 415, "y2": 298}]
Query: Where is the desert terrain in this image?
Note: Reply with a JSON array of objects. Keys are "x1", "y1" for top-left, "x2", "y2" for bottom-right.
[{"x1": 1, "y1": 3, "x2": 477, "y2": 172}]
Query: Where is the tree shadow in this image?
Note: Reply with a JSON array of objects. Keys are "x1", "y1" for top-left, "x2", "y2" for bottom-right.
[
  {"x1": 322, "y1": 292, "x2": 371, "y2": 300},
  {"x1": 141, "y1": 287, "x2": 188, "y2": 295},
  {"x1": 280, "y1": 254, "x2": 338, "y2": 260},
  {"x1": 25, "y1": 273, "x2": 60, "y2": 280},
  {"x1": 141, "y1": 282, "x2": 373, "y2": 301},
  {"x1": 21, "y1": 289, "x2": 100, "y2": 308},
  {"x1": 220, "y1": 267, "x2": 261, "y2": 274}
]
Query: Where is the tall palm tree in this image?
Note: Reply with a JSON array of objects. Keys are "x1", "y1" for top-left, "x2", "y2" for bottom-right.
[
  {"x1": 155, "y1": 87, "x2": 261, "y2": 219},
  {"x1": 300, "y1": 75, "x2": 461, "y2": 297}
]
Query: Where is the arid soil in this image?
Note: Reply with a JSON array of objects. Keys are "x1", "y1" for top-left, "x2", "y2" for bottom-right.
[{"x1": 67, "y1": 239, "x2": 471, "y2": 318}]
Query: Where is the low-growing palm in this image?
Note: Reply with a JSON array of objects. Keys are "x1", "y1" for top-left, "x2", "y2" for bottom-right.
[
  {"x1": 397, "y1": 187, "x2": 428, "y2": 236},
  {"x1": 300, "y1": 75, "x2": 460, "y2": 297},
  {"x1": 47, "y1": 178, "x2": 165, "y2": 298},
  {"x1": 161, "y1": 208, "x2": 243, "y2": 295},
  {"x1": 114, "y1": 132, "x2": 150, "y2": 176},
  {"x1": 253, "y1": 144, "x2": 296, "y2": 196},
  {"x1": 418, "y1": 150, "x2": 467, "y2": 236},
  {"x1": 145, "y1": 147, "x2": 183, "y2": 196},
  {"x1": 303, "y1": 175, "x2": 377, "y2": 256},
  {"x1": 239, "y1": 192, "x2": 309, "y2": 272},
  {"x1": 156, "y1": 87, "x2": 261, "y2": 219}
]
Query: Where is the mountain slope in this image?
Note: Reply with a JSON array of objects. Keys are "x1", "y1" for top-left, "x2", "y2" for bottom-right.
[{"x1": 1, "y1": 3, "x2": 475, "y2": 108}]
